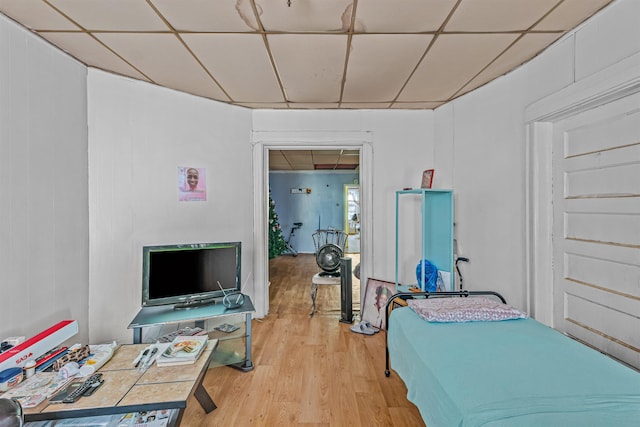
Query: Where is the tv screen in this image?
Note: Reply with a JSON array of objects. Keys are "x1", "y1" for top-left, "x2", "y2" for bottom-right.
[{"x1": 142, "y1": 242, "x2": 241, "y2": 308}]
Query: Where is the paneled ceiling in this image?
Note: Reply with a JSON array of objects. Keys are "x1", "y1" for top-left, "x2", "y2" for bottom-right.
[
  {"x1": 270, "y1": 149, "x2": 360, "y2": 171},
  {"x1": 0, "y1": 0, "x2": 613, "y2": 111}
]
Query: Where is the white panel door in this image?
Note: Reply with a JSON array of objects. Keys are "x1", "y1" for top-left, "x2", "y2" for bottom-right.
[{"x1": 552, "y1": 92, "x2": 640, "y2": 368}]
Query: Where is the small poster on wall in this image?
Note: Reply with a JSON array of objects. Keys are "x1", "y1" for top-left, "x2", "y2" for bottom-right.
[{"x1": 178, "y1": 166, "x2": 206, "y2": 202}]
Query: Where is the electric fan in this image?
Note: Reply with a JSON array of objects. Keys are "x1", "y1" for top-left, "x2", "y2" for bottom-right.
[
  {"x1": 315, "y1": 243, "x2": 343, "y2": 277},
  {"x1": 310, "y1": 229, "x2": 353, "y2": 323},
  {"x1": 312, "y1": 229, "x2": 348, "y2": 277}
]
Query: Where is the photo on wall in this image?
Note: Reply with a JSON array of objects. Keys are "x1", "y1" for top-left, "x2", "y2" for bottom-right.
[{"x1": 178, "y1": 166, "x2": 206, "y2": 202}]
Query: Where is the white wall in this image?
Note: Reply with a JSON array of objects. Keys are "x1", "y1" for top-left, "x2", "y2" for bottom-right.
[
  {"x1": 434, "y1": 0, "x2": 640, "y2": 310},
  {"x1": 87, "y1": 70, "x2": 253, "y2": 344},
  {"x1": 252, "y1": 110, "x2": 435, "y2": 286},
  {"x1": 0, "y1": 14, "x2": 89, "y2": 343}
]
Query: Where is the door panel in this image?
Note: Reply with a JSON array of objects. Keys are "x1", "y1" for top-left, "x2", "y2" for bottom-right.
[{"x1": 552, "y1": 92, "x2": 640, "y2": 368}]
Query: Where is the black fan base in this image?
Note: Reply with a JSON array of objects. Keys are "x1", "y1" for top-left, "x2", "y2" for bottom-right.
[{"x1": 318, "y1": 271, "x2": 340, "y2": 277}]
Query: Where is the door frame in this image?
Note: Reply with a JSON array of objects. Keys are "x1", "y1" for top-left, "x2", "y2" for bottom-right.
[
  {"x1": 252, "y1": 131, "x2": 373, "y2": 317},
  {"x1": 524, "y1": 55, "x2": 640, "y2": 326}
]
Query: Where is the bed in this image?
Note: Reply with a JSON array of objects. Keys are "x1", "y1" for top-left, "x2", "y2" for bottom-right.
[{"x1": 385, "y1": 291, "x2": 640, "y2": 427}]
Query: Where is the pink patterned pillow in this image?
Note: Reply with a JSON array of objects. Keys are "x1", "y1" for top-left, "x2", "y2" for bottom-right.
[{"x1": 408, "y1": 297, "x2": 528, "y2": 323}]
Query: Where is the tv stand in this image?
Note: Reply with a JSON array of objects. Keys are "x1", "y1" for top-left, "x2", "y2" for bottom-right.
[
  {"x1": 128, "y1": 296, "x2": 255, "y2": 372},
  {"x1": 173, "y1": 297, "x2": 217, "y2": 310}
]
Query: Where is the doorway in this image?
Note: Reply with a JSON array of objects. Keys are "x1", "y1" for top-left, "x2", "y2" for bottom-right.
[
  {"x1": 251, "y1": 131, "x2": 373, "y2": 318},
  {"x1": 344, "y1": 184, "x2": 360, "y2": 254},
  {"x1": 267, "y1": 150, "x2": 361, "y2": 315}
]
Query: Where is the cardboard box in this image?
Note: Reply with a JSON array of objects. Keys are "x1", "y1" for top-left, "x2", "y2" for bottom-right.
[{"x1": 0, "y1": 320, "x2": 78, "y2": 372}]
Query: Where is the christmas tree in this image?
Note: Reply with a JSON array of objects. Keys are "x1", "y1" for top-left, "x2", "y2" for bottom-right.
[{"x1": 268, "y1": 191, "x2": 287, "y2": 259}]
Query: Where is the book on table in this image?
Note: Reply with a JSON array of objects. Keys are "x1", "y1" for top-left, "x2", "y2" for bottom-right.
[
  {"x1": 155, "y1": 326, "x2": 207, "y2": 343},
  {"x1": 156, "y1": 335, "x2": 209, "y2": 367}
]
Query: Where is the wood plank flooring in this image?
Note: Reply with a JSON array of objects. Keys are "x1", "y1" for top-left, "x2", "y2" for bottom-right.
[{"x1": 179, "y1": 253, "x2": 425, "y2": 426}]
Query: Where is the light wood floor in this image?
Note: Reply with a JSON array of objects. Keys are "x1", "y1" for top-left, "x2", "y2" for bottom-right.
[{"x1": 180, "y1": 253, "x2": 425, "y2": 426}]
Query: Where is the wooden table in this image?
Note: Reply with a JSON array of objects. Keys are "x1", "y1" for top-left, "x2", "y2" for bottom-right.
[{"x1": 23, "y1": 341, "x2": 218, "y2": 426}]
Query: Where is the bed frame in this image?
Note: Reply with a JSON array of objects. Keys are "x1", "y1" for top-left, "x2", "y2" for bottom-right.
[
  {"x1": 384, "y1": 290, "x2": 640, "y2": 427},
  {"x1": 384, "y1": 290, "x2": 505, "y2": 377}
]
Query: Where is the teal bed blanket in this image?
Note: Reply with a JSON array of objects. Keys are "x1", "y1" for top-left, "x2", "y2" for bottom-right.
[{"x1": 388, "y1": 307, "x2": 640, "y2": 427}]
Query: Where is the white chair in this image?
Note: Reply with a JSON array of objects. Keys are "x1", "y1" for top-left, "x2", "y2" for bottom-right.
[{"x1": 309, "y1": 229, "x2": 347, "y2": 316}]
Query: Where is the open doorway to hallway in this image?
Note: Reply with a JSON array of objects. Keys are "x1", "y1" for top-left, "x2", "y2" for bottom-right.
[{"x1": 268, "y1": 149, "x2": 362, "y2": 317}]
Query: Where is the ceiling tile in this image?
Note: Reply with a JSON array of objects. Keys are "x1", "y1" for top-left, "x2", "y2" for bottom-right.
[
  {"x1": 313, "y1": 153, "x2": 340, "y2": 164},
  {"x1": 0, "y1": 0, "x2": 80, "y2": 30},
  {"x1": 355, "y1": 0, "x2": 457, "y2": 33},
  {"x1": 283, "y1": 152, "x2": 312, "y2": 160},
  {"x1": 446, "y1": 0, "x2": 559, "y2": 32},
  {"x1": 38, "y1": 32, "x2": 149, "y2": 81},
  {"x1": 269, "y1": 151, "x2": 291, "y2": 169},
  {"x1": 284, "y1": 152, "x2": 314, "y2": 168},
  {"x1": 285, "y1": 150, "x2": 312, "y2": 160},
  {"x1": 398, "y1": 33, "x2": 519, "y2": 101},
  {"x1": 268, "y1": 34, "x2": 347, "y2": 103},
  {"x1": 256, "y1": 0, "x2": 353, "y2": 32},
  {"x1": 313, "y1": 150, "x2": 341, "y2": 156},
  {"x1": 94, "y1": 33, "x2": 229, "y2": 101},
  {"x1": 48, "y1": 0, "x2": 168, "y2": 31},
  {"x1": 459, "y1": 33, "x2": 564, "y2": 96},
  {"x1": 339, "y1": 156, "x2": 359, "y2": 165},
  {"x1": 151, "y1": 0, "x2": 260, "y2": 32},
  {"x1": 182, "y1": 34, "x2": 283, "y2": 103},
  {"x1": 270, "y1": 149, "x2": 359, "y2": 171},
  {"x1": 534, "y1": 0, "x2": 613, "y2": 31},
  {"x1": 343, "y1": 34, "x2": 432, "y2": 102}
]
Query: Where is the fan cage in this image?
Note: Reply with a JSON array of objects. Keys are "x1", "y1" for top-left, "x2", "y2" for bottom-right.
[
  {"x1": 312, "y1": 228, "x2": 348, "y2": 253},
  {"x1": 313, "y1": 229, "x2": 348, "y2": 277},
  {"x1": 316, "y1": 244, "x2": 343, "y2": 274}
]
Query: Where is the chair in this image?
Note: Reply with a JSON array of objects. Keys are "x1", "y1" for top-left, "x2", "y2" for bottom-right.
[{"x1": 310, "y1": 229, "x2": 347, "y2": 316}]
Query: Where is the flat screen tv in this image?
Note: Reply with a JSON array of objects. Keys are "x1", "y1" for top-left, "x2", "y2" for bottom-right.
[{"x1": 142, "y1": 241, "x2": 241, "y2": 309}]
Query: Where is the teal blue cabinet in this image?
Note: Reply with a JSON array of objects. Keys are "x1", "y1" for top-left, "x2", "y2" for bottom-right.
[{"x1": 395, "y1": 189, "x2": 454, "y2": 292}]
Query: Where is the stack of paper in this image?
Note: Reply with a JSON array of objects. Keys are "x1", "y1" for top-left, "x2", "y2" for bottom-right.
[
  {"x1": 1, "y1": 372, "x2": 74, "y2": 408},
  {"x1": 156, "y1": 336, "x2": 208, "y2": 367}
]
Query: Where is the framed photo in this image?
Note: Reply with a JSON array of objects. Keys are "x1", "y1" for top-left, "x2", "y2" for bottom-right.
[
  {"x1": 361, "y1": 278, "x2": 395, "y2": 330},
  {"x1": 421, "y1": 169, "x2": 434, "y2": 189}
]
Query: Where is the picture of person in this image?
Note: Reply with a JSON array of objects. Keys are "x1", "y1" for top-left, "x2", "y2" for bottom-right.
[
  {"x1": 185, "y1": 167, "x2": 199, "y2": 191},
  {"x1": 178, "y1": 166, "x2": 206, "y2": 201},
  {"x1": 361, "y1": 279, "x2": 395, "y2": 330}
]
